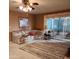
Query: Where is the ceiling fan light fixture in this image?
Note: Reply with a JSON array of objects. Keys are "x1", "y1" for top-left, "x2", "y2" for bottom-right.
[
  {"x1": 29, "y1": 7, "x2": 32, "y2": 11},
  {"x1": 22, "y1": 7, "x2": 28, "y2": 12},
  {"x1": 19, "y1": 5, "x2": 32, "y2": 12},
  {"x1": 19, "y1": 0, "x2": 37, "y2": 12},
  {"x1": 19, "y1": 5, "x2": 23, "y2": 10},
  {"x1": 27, "y1": 6, "x2": 32, "y2": 11},
  {"x1": 30, "y1": 3, "x2": 33, "y2": 6}
]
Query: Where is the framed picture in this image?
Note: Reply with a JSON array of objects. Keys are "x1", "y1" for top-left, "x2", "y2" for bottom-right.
[{"x1": 19, "y1": 18, "x2": 29, "y2": 28}]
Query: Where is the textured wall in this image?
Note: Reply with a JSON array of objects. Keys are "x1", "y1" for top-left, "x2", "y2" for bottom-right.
[
  {"x1": 34, "y1": 11, "x2": 70, "y2": 30},
  {"x1": 9, "y1": 11, "x2": 35, "y2": 41},
  {"x1": 9, "y1": 11, "x2": 35, "y2": 32},
  {"x1": 34, "y1": 14, "x2": 44, "y2": 30}
]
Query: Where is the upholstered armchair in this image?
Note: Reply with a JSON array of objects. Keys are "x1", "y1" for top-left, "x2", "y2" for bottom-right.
[{"x1": 12, "y1": 30, "x2": 29, "y2": 44}]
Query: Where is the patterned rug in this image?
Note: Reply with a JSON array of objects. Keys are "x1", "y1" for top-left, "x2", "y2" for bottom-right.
[{"x1": 20, "y1": 42, "x2": 69, "y2": 59}]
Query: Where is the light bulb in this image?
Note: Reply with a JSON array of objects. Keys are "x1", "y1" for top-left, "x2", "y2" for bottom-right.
[
  {"x1": 30, "y1": 3, "x2": 33, "y2": 6},
  {"x1": 23, "y1": 8, "x2": 28, "y2": 12},
  {"x1": 29, "y1": 7, "x2": 32, "y2": 11},
  {"x1": 27, "y1": 6, "x2": 32, "y2": 11},
  {"x1": 19, "y1": 6, "x2": 23, "y2": 10}
]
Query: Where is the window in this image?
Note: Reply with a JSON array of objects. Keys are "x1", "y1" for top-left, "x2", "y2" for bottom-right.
[
  {"x1": 46, "y1": 16, "x2": 70, "y2": 32},
  {"x1": 44, "y1": 16, "x2": 70, "y2": 39}
]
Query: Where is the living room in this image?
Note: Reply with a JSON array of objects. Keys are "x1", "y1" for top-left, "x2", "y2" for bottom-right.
[{"x1": 9, "y1": 0, "x2": 70, "y2": 59}]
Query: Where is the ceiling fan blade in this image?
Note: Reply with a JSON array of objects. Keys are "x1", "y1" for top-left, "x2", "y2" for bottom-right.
[
  {"x1": 32, "y1": 3, "x2": 39, "y2": 5},
  {"x1": 22, "y1": 0, "x2": 38, "y2": 10},
  {"x1": 29, "y1": 6, "x2": 35, "y2": 10}
]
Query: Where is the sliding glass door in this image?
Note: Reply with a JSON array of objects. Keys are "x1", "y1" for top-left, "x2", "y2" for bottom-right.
[
  {"x1": 46, "y1": 16, "x2": 70, "y2": 39},
  {"x1": 63, "y1": 17, "x2": 70, "y2": 32}
]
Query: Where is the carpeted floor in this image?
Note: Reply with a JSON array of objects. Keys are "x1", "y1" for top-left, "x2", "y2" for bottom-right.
[{"x1": 20, "y1": 42, "x2": 69, "y2": 59}]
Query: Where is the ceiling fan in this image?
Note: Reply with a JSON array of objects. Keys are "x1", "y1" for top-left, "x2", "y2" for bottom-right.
[{"x1": 19, "y1": 0, "x2": 39, "y2": 12}]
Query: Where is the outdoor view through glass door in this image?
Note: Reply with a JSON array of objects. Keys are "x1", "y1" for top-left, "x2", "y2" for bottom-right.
[{"x1": 44, "y1": 16, "x2": 70, "y2": 40}]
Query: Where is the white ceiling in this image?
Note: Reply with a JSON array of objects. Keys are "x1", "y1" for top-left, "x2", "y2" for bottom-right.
[{"x1": 9, "y1": 0, "x2": 70, "y2": 14}]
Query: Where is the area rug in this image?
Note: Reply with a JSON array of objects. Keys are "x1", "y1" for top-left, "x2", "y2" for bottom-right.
[{"x1": 20, "y1": 42, "x2": 69, "y2": 59}]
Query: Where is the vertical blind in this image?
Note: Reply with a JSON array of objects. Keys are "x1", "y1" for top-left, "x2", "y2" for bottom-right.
[{"x1": 47, "y1": 16, "x2": 70, "y2": 32}]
